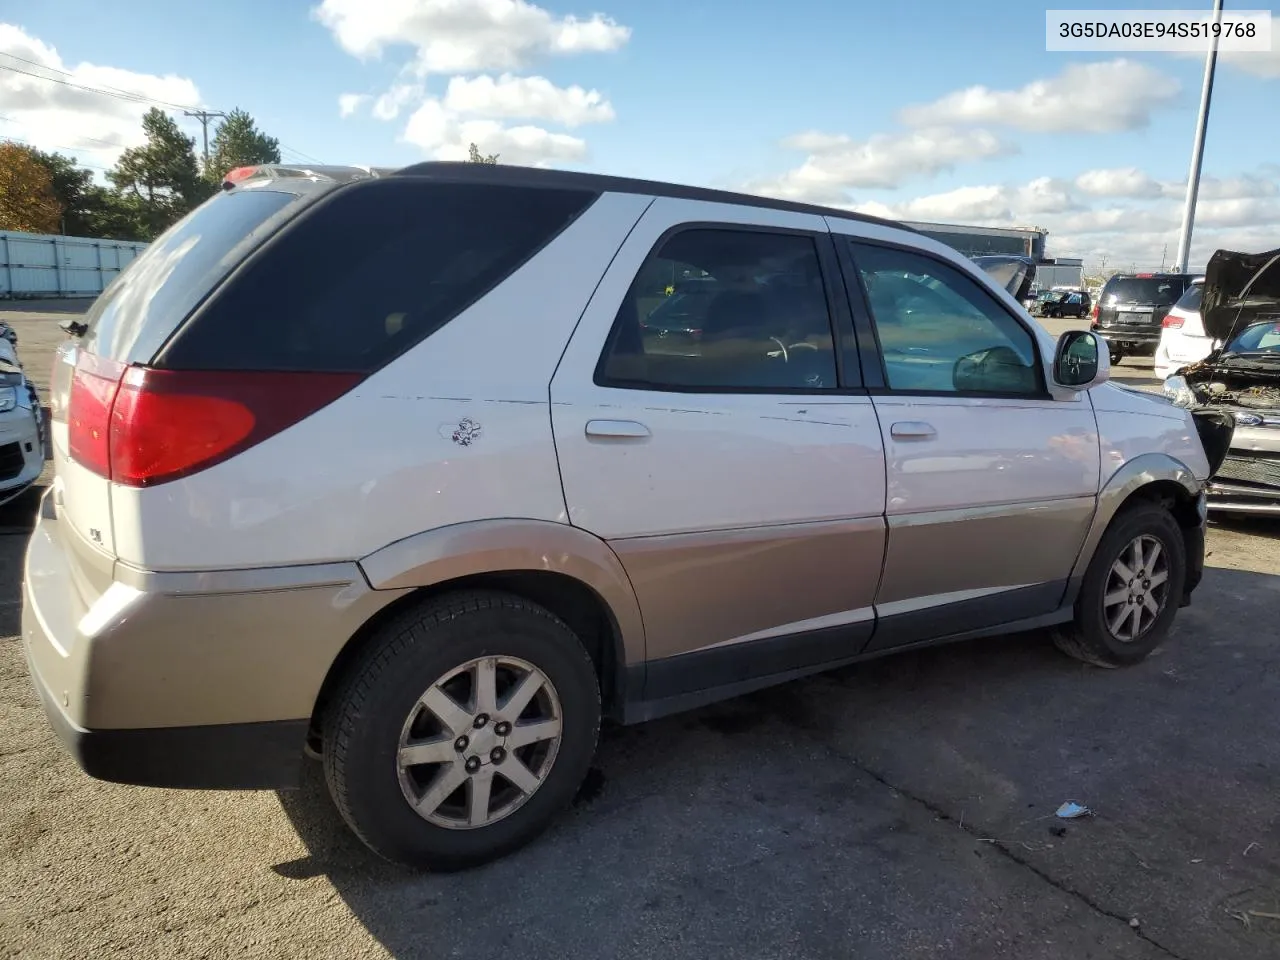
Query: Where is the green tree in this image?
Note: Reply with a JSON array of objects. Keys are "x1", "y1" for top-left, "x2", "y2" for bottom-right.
[
  {"x1": 468, "y1": 142, "x2": 499, "y2": 164},
  {"x1": 205, "y1": 108, "x2": 281, "y2": 183},
  {"x1": 0, "y1": 143, "x2": 62, "y2": 233},
  {"x1": 29, "y1": 149, "x2": 96, "y2": 236},
  {"x1": 108, "y1": 108, "x2": 209, "y2": 239}
]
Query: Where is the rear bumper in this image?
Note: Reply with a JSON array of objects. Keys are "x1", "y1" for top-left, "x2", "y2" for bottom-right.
[
  {"x1": 1093, "y1": 328, "x2": 1161, "y2": 352},
  {"x1": 21, "y1": 489, "x2": 403, "y2": 790},
  {"x1": 24, "y1": 653, "x2": 308, "y2": 789}
]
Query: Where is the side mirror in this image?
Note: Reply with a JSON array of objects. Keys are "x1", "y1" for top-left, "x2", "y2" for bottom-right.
[{"x1": 1053, "y1": 330, "x2": 1109, "y2": 390}]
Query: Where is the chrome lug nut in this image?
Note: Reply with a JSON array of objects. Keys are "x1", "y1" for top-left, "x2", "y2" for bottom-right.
[
  {"x1": 464, "y1": 756, "x2": 482, "y2": 774},
  {"x1": 494, "y1": 721, "x2": 512, "y2": 737},
  {"x1": 454, "y1": 735, "x2": 469, "y2": 752},
  {"x1": 490, "y1": 747, "x2": 506, "y2": 764},
  {"x1": 473, "y1": 713, "x2": 490, "y2": 729}
]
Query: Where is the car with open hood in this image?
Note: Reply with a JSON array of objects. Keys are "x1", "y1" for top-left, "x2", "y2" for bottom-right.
[{"x1": 1163, "y1": 246, "x2": 1280, "y2": 514}]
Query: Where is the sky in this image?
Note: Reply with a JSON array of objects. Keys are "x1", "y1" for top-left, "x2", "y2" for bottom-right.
[{"x1": 1, "y1": 0, "x2": 1278, "y2": 271}]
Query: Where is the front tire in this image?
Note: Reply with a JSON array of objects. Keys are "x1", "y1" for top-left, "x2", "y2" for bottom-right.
[
  {"x1": 322, "y1": 591, "x2": 601, "y2": 871},
  {"x1": 1053, "y1": 503, "x2": 1186, "y2": 668}
]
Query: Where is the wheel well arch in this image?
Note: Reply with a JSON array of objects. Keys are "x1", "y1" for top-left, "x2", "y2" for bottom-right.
[
  {"x1": 1116, "y1": 478, "x2": 1201, "y2": 529},
  {"x1": 1069, "y1": 453, "x2": 1204, "y2": 590},
  {"x1": 307, "y1": 569, "x2": 629, "y2": 752}
]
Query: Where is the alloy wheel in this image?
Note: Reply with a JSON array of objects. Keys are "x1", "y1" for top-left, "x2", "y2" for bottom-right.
[
  {"x1": 1102, "y1": 534, "x2": 1170, "y2": 642},
  {"x1": 396, "y1": 655, "x2": 563, "y2": 830}
]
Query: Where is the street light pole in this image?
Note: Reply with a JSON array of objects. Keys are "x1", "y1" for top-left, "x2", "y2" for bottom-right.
[{"x1": 1173, "y1": 0, "x2": 1225, "y2": 273}]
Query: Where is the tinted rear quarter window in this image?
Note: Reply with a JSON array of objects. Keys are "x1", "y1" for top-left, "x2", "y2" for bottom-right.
[
  {"x1": 1174, "y1": 283, "x2": 1204, "y2": 312},
  {"x1": 159, "y1": 180, "x2": 596, "y2": 373},
  {"x1": 81, "y1": 189, "x2": 299, "y2": 363}
]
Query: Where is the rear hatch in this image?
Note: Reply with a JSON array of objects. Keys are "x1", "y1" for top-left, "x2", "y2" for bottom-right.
[
  {"x1": 1096, "y1": 274, "x2": 1189, "y2": 334},
  {"x1": 47, "y1": 185, "x2": 308, "y2": 580}
]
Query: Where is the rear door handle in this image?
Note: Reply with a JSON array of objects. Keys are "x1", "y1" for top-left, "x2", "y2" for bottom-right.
[
  {"x1": 890, "y1": 421, "x2": 936, "y2": 440},
  {"x1": 585, "y1": 419, "x2": 651, "y2": 439}
]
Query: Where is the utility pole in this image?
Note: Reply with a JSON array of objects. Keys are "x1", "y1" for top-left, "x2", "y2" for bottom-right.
[
  {"x1": 184, "y1": 110, "x2": 227, "y2": 166},
  {"x1": 1173, "y1": 0, "x2": 1225, "y2": 273},
  {"x1": 1161, "y1": 243, "x2": 1168, "y2": 271}
]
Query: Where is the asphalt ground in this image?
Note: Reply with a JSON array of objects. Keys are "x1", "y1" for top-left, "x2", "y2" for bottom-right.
[{"x1": 1, "y1": 302, "x2": 1277, "y2": 960}]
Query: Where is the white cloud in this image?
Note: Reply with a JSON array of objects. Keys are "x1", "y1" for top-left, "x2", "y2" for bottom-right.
[
  {"x1": 403, "y1": 98, "x2": 585, "y2": 165},
  {"x1": 337, "y1": 92, "x2": 369, "y2": 118},
  {"x1": 747, "y1": 127, "x2": 1014, "y2": 203},
  {"x1": 1076, "y1": 167, "x2": 1279, "y2": 201},
  {"x1": 1075, "y1": 167, "x2": 1165, "y2": 199},
  {"x1": 1217, "y1": 47, "x2": 1280, "y2": 78},
  {"x1": 899, "y1": 59, "x2": 1181, "y2": 133},
  {"x1": 0, "y1": 23, "x2": 201, "y2": 168},
  {"x1": 372, "y1": 83, "x2": 424, "y2": 121},
  {"x1": 1176, "y1": 47, "x2": 1280, "y2": 80},
  {"x1": 312, "y1": 0, "x2": 630, "y2": 75},
  {"x1": 852, "y1": 177, "x2": 1080, "y2": 225},
  {"x1": 442, "y1": 73, "x2": 613, "y2": 126}
]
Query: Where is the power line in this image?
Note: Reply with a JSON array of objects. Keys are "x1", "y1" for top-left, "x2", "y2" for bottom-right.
[
  {"x1": 0, "y1": 51, "x2": 194, "y2": 109},
  {"x1": 0, "y1": 134, "x2": 111, "y2": 171},
  {"x1": 0, "y1": 113, "x2": 126, "y2": 150},
  {"x1": 1, "y1": 61, "x2": 326, "y2": 166},
  {"x1": 0, "y1": 61, "x2": 198, "y2": 111}
]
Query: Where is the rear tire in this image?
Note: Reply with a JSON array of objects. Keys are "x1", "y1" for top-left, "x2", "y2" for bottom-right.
[
  {"x1": 1108, "y1": 345, "x2": 1125, "y2": 365},
  {"x1": 322, "y1": 591, "x2": 601, "y2": 871},
  {"x1": 1052, "y1": 503, "x2": 1186, "y2": 668}
]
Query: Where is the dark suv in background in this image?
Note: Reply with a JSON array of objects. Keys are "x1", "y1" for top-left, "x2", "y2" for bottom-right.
[{"x1": 1091, "y1": 272, "x2": 1200, "y2": 364}]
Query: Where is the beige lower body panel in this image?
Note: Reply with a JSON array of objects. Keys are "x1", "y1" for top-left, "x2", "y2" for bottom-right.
[
  {"x1": 877, "y1": 497, "x2": 1096, "y2": 607},
  {"x1": 23, "y1": 504, "x2": 408, "y2": 730},
  {"x1": 609, "y1": 517, "x2": 886, "y2": 663}
]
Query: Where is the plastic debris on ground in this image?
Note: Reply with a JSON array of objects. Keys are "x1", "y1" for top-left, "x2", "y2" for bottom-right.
[{"x1": 1055, "y1": 801, "x2": 1091, "y2": 819}]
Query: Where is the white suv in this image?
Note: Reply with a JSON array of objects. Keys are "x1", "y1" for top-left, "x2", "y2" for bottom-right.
[
  {"x1": 1154, "y1": 278, "x2": 1213, "y2": 379},
  {"x1": 24, "y1": 163, "x2": 1218, "y2": 871}
]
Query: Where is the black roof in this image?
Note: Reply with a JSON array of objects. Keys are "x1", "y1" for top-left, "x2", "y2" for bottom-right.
[{"x1": 393, "y1": 161, "x2": 915, "y2": 233}]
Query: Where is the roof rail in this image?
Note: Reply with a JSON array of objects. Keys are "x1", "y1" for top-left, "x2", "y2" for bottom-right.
[
  {"x1": 221, "y1": 164, "x2": 401, "y2": 190},
  {"x1": 391, "y1": 161, "x2": 917, "y2": 233}
]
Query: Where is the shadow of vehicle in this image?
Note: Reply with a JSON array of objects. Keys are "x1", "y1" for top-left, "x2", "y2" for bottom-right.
[{"x1": 275, "y1": 562, "x2": 1280, "y2": 960}]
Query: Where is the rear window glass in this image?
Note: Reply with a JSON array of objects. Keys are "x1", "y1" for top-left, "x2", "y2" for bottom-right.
[
  {"x1": 1101, "y1": 277, "x2": 1185, "y2": 305},
  {"x1": 1174, "y1": 283, "x2": 1203, "y2": 313},
  {"x1": 81, "y1": 189, "x2": 298, "y2": 362},
  {"x1": 159, "y1": 180, "x2": 596, "y2": 373}
]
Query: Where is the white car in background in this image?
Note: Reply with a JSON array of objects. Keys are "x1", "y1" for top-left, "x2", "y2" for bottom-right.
[
  {"x1": 1154, "y1": 278, "x2": 1215, "y2": 380},
  {"x1": 0, "y1": 323, "x2": 46, "y2": 506}
]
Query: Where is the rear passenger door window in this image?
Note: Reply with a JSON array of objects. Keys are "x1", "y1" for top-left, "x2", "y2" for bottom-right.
[
  {"x1": 849, "y1": 242, "x2": 1042, "y2": 396},
  {"x1": 596, "y1": 229, "x2": 839, "y2": 391}
]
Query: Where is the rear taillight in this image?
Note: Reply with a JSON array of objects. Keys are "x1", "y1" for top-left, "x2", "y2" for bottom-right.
[
  {"x1": 65, "y1": 353, "x2": 360, "y2": 487},
  {"x1": 67, "y1": 352, "x2": 126, "y2": 478},
  {"x1": 1090, "y1": 302, "x2": 1099, "y2": 321},
  {"x1": 1162, "y1": 313, "x2": 1185, "y2": 330}
]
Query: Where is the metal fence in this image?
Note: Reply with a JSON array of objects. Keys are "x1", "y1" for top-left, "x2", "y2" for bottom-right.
[{"x1": 0, "y1": 231, "x2": 148, "y2": 299}]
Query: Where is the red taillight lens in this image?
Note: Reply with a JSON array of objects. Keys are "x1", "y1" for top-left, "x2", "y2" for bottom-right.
[
  {"x1": 1162, "y1": 313, "x2": 1185, "y2": 329},
  {"x1": 67, "y1": 353, "x2": 126, "y2": 477},
  {"x1": 110, "y1": 369, "x2": 257, "y2": 486},
  {"x1": 66, "y1": 354, "x2": 361, "y2": 487},
  {"x1": 1090, "y1": 303, "x2": 1099, "y2": 321},
  {"x1": 223, "y1": 166, "x2": 259, "y2": 185}
]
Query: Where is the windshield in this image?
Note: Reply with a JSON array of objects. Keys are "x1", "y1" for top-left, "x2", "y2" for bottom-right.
[
  {"x1": 80, "y1": 188, "x2": 299, "y2": 363},
  {"x1": 1226, "y1": 320, "x2": 1280, "y2": 355},
  {"x1": 1102, "y1": 277, "x2": 1183, "y2": 305}
]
